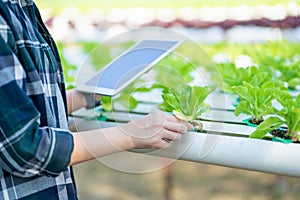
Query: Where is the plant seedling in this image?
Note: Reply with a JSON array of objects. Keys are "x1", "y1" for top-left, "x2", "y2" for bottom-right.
[
  {"x1": 231, "y1": 72, "x2": 278, "y2": 125},
  {"x1": 158, "y1": 84, "x2": 213, "y2": 131},
  {"x1": 277, "y1": 60, "x2": 300, "y2": 90},
  {"x1": 250, "y1": 90, "x2": 300, "y2": 142},
  {"x1": 212, "y1": 63, "x2": 273, "y2": 93}
]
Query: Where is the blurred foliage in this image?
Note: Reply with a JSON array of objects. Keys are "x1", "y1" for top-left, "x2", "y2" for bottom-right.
[
  {"x1": 203, "y1": 40, "x2": 300, "y2": 89},
  {"x1": 81, "y1": 41, "x2": 134, "y2": 71},
  {"x1": 203, "y1": 40, "x2": 300, "y2": 63},
  {"x1": 154, "y1": 54, "x2": 195, "y2": 89},
  {"x1": 35, "y1": 0, "x2": 300, "y2": 13},
  {"x1": 56, "y1": 43, "x2": 77, "y2": 90}
]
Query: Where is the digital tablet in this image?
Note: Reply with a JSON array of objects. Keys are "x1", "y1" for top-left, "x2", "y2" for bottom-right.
[{"x1": 76, "y1": 39, "x2": 185, "y2": 96}]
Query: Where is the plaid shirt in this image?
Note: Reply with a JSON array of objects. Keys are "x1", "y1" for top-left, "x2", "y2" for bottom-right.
[{"x1": 0, "y1": 0, "x2": 77, "y2": 199}]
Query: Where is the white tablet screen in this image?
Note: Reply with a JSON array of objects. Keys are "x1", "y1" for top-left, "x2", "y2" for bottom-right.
[{"x1": 83, "y1": 40, "x2": 181, "y2": 95}]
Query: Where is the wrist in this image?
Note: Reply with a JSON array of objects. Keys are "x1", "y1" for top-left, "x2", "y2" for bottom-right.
[
  {"x1": 120, "y1": 128, "x2": 135, "y2": 151},
  {"x1": 80, "y1": 92, "x2": 101, "y2": 109},
  {"x1": 114, "y1": 126, "x2": 135, "y2": 150},
  {"x1": 67, "y1": 89, "x2": 88, "y2": 115}
]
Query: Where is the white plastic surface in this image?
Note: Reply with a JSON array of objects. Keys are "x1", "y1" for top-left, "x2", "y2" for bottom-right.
[{"x1": 142, "y1": 131, "x2": 300, "y2": 178}]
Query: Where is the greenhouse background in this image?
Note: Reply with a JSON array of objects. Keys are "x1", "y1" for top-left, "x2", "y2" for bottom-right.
[{"x1": 35, "y1": 0, "x2": 300, "y2": 199}]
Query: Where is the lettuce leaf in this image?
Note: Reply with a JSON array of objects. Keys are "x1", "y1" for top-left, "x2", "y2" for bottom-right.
[
  {"x1": 159, "y1": 85, "x2": 213, "y2": 121},
  {"x1": 250, "y1": 117, "x2": 285, "y2": 139},
  {"x1": 232, "y1": 73, "x2": 277, "y2": 121}
]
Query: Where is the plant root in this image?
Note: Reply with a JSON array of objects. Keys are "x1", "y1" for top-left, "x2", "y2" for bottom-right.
[
  {"x1": 250, "y1": 117, "x2": 264, "y2": 125},
  {"x1": 190, "y1": 120, "x2": 203, "y2": 132}
]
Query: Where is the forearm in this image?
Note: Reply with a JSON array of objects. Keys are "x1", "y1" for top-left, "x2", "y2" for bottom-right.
[{"x1": 69, "y1": 126, "x2": 133, "y2": 165}]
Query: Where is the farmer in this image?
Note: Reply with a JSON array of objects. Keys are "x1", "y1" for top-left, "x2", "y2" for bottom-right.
[{"x1": 0, "y1": 0, "x2": 192, "y2": 199}]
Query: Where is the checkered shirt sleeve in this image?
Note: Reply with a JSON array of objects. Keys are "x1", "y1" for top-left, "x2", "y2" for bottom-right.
[{"x1": 0, "y1": 1, "x2": 74, "y2": 178}]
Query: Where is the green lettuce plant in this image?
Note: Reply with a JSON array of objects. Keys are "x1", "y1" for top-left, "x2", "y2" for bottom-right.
[
  {"x1": 158, "y1": 85, "x2": 213, "y2": 130},
  {"x1": 231, "y1": 73, "x2": 278, "y2": 125},
  {"x1": 212, "y1": 63, "x2": 251, "y2": 92},
  {"x1": 277, "y1": 59, "x2": 300, "y2": 90},
  {"x1": 212, "y1": 63, "x2": 273, "y2": 93},
  {"x1": 250, "y1": 91, "x2": 300, "y2": 142}
]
